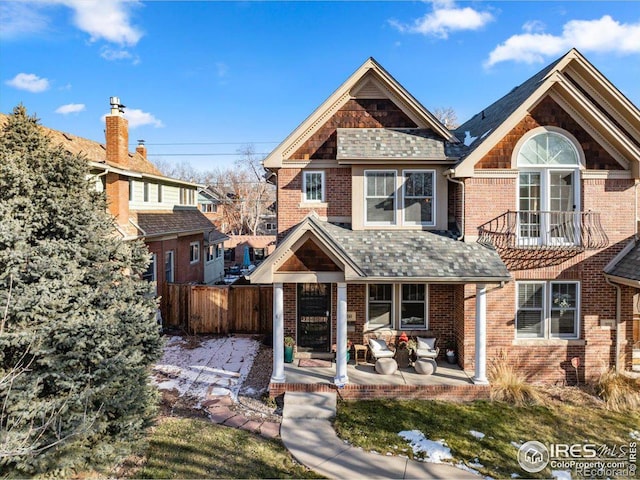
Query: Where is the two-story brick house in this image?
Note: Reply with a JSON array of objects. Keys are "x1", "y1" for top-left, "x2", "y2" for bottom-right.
[
  {"x1": 250, "y1": 49, "x2": 639, "y2": 389},
  {"x1": 1, "y1": 98, "x2": 227, "y2": 298}
]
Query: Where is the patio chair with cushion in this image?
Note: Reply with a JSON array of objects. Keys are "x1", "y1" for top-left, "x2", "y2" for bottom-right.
[
  {"x1": 415, "y1": 337, "x2": 439, "y2": 360},
  {"x1": 367, "y1": 338, "x2": 395, "y2": 363}
]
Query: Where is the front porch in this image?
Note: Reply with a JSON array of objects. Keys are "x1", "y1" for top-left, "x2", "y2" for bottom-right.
[{"x1": 269, "y1": 360, "x2": 490, "y2": 401}]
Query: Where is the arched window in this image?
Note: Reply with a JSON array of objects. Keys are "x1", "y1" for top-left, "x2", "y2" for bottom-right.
[
  {"x1": 517, "y1": 132, "x2": 579, "y2": 166},
  {"x1": 516, "y1": 130, "x2": 582, "y2": 246}
]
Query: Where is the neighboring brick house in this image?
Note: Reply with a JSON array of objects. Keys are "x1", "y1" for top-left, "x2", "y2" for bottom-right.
[
  {"x1": 224, "y1": 235, "x2": 277, "y2": 269},
  {"x1": 250, "y1": 49, "x2": 640, "y2": 388},
  {"x1": 1, "y1": 98, "x2": 227, "y2": 295}
]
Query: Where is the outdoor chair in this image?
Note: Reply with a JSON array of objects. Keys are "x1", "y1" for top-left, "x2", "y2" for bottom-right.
[
  {"x1": 367, "y1": 338, "x2": 395, "y2": 363},
  {"x1": 415, "y1": 337, "x2": 439, "y2": 360}
]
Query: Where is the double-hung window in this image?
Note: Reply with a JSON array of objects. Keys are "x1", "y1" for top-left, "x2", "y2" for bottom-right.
[
  {"x1": 516, "y1": 281, "x2": 579, "y2": 339},
  {"x1": 368, "y1": 284, "x2": 393, "y2": 328},
  {"x1": 365, "y1": 171, "x2": 396, "y2": 225},
  {"x1": 403, "y1": 170, "x2": 435, "y2": 226},
  {"x1": 400, "y1": 284, "x2": 427, "y2": 329},
  {"x1": 189, "y1": 241, "x2": 200, "y2": 264},
  {"x1": 205, "y1": 245, "x2": 215, "y2": 263},
  {"x1": 303, "y1": 171, "x2": 324, "y2": 202},
  {"x1": 143, "y1": 182, "x2": 150, "y2": 202}
]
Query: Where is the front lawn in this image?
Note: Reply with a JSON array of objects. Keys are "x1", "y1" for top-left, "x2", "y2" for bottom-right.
[
  {"x1": 335, "y1": 389, "x2": 639, "y2": 479},
  {"x1": 122, "y1": 417, "x2": 322, "y2": 479}
]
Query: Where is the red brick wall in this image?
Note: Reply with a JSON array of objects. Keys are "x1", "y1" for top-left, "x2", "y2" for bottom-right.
[
  {"x1": 277, "y1": 167, "x2": 352, "y2": 238},
  {"x1": 105, "y1": 114, "x2": 129, "y2": 168}
]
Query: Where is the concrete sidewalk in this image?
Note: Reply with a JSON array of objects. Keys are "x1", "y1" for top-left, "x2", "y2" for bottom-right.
[{"x1": 280, "y1": 391, "x2": 478, "y2": 479}]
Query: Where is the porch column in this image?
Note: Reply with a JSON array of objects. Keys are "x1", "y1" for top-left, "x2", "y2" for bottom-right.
[
  {"x1": 271, "y1": 282, "x2": 285, "y2": 383},
  {"x1": 473, "y1": 283, "x2": 489, "y2": 385},
  {"x1": 334, "y1": 282, "x2": 349, "y2": 386}
]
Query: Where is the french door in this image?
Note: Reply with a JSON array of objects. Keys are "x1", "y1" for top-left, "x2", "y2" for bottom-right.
[{"x1": 518, "y1": 170, "x2": 579, "y2": 246}]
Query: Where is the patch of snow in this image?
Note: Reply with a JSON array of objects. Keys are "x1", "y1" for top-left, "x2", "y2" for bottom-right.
[
  {"x1": 464, "y1": 131, "x2": 478, "y2": 147},
  {"x1": 398, "y1": 430, "x2": 453, "y2": 463},
  {"x1": 510, "y1": 474, "x2": 520, "y2": 478},
  {"x1": 469, "y1": 458, "x2": 484, "y2": 468},
  {"x1": 510, "y1": 441, "x2": 522, "y2": 448},
  {"x1": 552, "y1": 470, "x2": 572, "y2": 480},
  {"x1": 631, "y1": 430, "x2": 640, "y2": 440},
  {"x1": 454, "y1": 462, "x2": 482, "y2": 477},
  {"x1": 151, "y1": 335, "x2": 260, "y2": 407},
  {"x1": 469, "y1": 430, "x2": 486, "y2": 439}
]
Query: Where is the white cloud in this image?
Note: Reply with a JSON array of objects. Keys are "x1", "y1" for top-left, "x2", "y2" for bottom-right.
[
  {"x1": 100, "y1": 46, "x2": 140, "y2": 64},
  {"x1": 55, "y1": 103, "x2": 85, "y2": 115},
  {"x1": 486, "y1": 15, "x2": 640, "y2": 67},
  {"x1": 5, "y1": 73, "x2": 50, "y2": 93},
  {"x1": 0, "y1": 2, "x2": 49, "y2": 39},
  {"x1": 38, "y1": 0, "x2": 142, "y2": 46},
  {"x1": 124, "y1": 109, "x2": 164, "y2": 129},
  {"x1": 390, "y1": 1, "x2": 494, "y2": 39},
  {"x1": 522, "y1": 20, "x2": 545, "y2": 34}
]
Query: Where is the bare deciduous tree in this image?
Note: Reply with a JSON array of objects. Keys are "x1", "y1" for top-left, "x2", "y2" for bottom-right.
[{"x1": 432, "y1": 106, "x2": 459, "y2": 129}]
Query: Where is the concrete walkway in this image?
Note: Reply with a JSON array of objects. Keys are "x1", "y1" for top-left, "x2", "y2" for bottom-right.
[{"x1": 281, "y1": 391, "x2": 478, "y2": 479}]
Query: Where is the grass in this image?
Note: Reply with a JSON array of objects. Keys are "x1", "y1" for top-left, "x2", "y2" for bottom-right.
[
  {"x1": 335, "y1": 392, "x2": 640, "y2": 479},
  {"x1": 121, "y1": 417, "x2": 323, "y2": 479}
]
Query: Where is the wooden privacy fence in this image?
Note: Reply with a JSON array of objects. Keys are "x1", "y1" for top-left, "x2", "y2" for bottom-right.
[{"x1": 161, "y1": 284, "x2": 273, "y2": 335}]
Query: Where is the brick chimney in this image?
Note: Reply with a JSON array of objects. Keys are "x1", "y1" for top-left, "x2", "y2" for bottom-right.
[
  {"x1": 136, "y1": 139, "x2": 147, "y2": 159},
  {"x1": 104, "y1": 97, "x2": 130, "y2": 229},
  {"x1": 105, "y1": 96, "x2": 129, "y2": 168}
]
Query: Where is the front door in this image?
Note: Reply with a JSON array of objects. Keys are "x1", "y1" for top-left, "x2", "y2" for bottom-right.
[{"x1": 297, "y1": 283, "x2": 331, "y2": 352}]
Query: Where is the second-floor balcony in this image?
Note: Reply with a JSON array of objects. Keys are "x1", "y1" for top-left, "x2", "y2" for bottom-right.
[{"x1": 478, "y1": 211, "x2": 609, "y2": 251}]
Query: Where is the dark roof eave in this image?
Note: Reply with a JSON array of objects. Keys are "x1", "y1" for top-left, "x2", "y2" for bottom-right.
[
  {"x1": 348, "y1": 276, "x2": 512, "y2": 283},
  {"x1": 141, "y1": 228, "x2": 218, "y2": 239}
]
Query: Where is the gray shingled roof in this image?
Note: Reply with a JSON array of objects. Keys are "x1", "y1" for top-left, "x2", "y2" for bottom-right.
[
  {"x1": 453, "y1": 56, "x2": 563, "y2": 163},
  {"x1": 606, "y1": 241, "x2": 640, "y2": 282},
  {"x1": 313, "y1": 218, "x2": 510, "y2": 281},
  {"x1": 336, "y1": 128, "x2": 463, "y2": 160},
  {"x1": 133, "y1": 208, "x2": 223, "y2": 239}
]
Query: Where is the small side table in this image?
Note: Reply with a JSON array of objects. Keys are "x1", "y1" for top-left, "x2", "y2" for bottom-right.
[
  {"x1": 394, "y1": 346, "x2": 411, "y2": 368},
  {"x1": 353, "y1": 344, "x2": 368, "y2": 365}
]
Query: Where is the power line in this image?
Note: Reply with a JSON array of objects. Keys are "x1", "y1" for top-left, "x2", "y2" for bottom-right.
[
  {"x1": 147, "y1": 153, "x2": 270, "y2": 156},
  {"x1": 129, "y1": 141, "x2": 279, "y2": 146}
]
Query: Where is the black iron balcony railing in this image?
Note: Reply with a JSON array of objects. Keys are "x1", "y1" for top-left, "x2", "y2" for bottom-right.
[{"x1": 478, "y1": 210, "x2": 609, "y2": 251}]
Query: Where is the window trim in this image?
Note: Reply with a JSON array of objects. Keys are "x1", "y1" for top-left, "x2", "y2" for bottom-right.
[
  {"x1": 165, "y1": 250, "x2": 174, "y2": 283},
  {"x1": 142, "y1": 253, "x2": 157, "y2": 283},
  {"x1": 515, "y1": 281, "x2": 580, "y2": 340},
  {"x1": 302, "y1": 170, "x2": 325, "y2": 203},
  {"x1": 189, "y1": 241, "x2": 200, "y2": 264},
  {"x1": 157, "y1": 184, "x2": 163, "y2": 203},
  {"x1": 205, "y1": 244, "x2": 216, "y2": 264},
  {"x1": 143, "y1": 181, "x2": 150, "y2": 202},
  {"x1": 364, "y1": 170, "x2": 397, "y2": 226},
  {"x1": 366, "y1": 284, "x2": 394, "y2": 329},
  {"x1": 402, "y1": 169, "x2": 436, "y2": 227},
  {"x1": 400, "y1": 283, "x2": 429, "y2": 330}
]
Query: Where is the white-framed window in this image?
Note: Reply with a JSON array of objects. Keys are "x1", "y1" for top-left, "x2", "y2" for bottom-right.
[
  {"x1": 516, "y1": 130, "x2": 582, "y2": 246},
  {"x1": 165, "y1": 251, "x2": 174, "y2": 283},
  {"x1": 142, "y1": 253, "x2": 156, "y2": 282},
  {"x1": 189, "y1": 241, "x2": 200, "y2": 264},
  {"x1": 403, "y1": 170, "x2": 435, "y2": 226},
  {"x1": 201, "y1": 203, "x2": 217, "y2": 213},
  {"x1": 400, "y1": 284, "x2": 428, "y2": 329},
  {"x1": 265, "y1": 222, "x2": 276, "y2": 232},
  {"x1": 157, "y1": 184, "x2": 163, "y2": 203},
  {"x1": 205, "y1": 245, "x2": 215, "y2": 263},
  {"x1": 180, "y1": 188, "x2": 196, "y2": 205},
  {"x1": 143, "y1": 181, "x2": 150, "y2": 202},
  {"x1": 516, "y1": 281, "x2": 580, "y2": 339},
  {"x1": 216, "y1": 244, "x2": 223, "y2": 258},
  {"x1": 303, "y1": 171, "x2": 325, "y2": 202},
  {"x1": 365, "y1": 171, "x2": 396, "y2": 225},
  {"x1": 367, "y1": 284, "x2": 393, "y2": 328}
]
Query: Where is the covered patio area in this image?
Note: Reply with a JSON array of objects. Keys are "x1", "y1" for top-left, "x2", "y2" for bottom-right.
[{"x1": 269, "y1": 360, "x2": 490, "y2": 401}]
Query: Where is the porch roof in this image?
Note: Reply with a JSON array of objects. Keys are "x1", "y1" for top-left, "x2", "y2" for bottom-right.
[
  {"x1": 249, "y1": 214, "x2": 511, "y2": 283},
  {"x1": 605, "y1": 239, "x2": 640, "y2": 286},
  {"x1": 319, "y1": 220, "x2": 510, "y2": 281}
]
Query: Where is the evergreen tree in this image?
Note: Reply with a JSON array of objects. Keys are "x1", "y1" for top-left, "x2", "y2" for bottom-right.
[{"x1": 0, "y1": 106, "x2": 162, "y2": 475}]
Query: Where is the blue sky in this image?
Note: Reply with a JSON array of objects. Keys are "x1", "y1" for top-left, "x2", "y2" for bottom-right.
[{"x1": 2, "y1": 1, "x2": 639, "y2": 172}]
